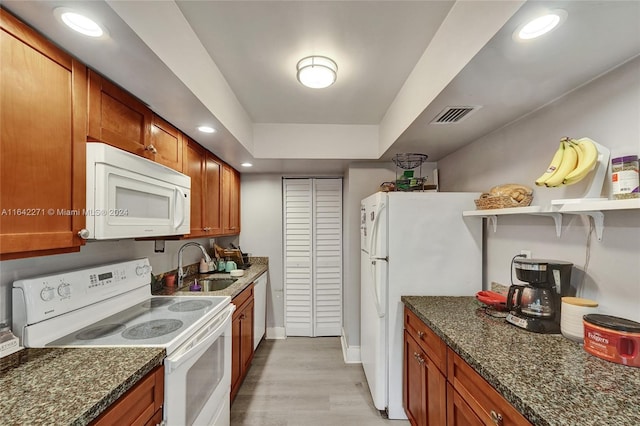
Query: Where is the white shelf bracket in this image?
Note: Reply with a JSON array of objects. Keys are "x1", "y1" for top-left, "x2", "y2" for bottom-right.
[
  {"x1": 486, "y1": 215, "x2": 498, "y2": 233},
  {"x1": 580, "y1": 211, "x2": 605, "y2": 241},
  {"x1": 550, "y1": 213, "x2": 563, "y2": 238}
]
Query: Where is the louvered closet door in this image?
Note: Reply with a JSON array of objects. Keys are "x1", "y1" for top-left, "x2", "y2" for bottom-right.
[
  {"x1": 313, "y1": 179, "x2": 342, "y2": 336},
  {"x1": 284, "y1": 179, "x2": 314, "y2": 336},
  {"x1": 283, "y1": 178, "x2": 342, "y2": 337}
]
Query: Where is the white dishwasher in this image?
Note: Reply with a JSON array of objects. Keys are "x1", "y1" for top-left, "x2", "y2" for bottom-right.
[{"x1": 253, "y1": 272, "x2": 267, "y2": 349}]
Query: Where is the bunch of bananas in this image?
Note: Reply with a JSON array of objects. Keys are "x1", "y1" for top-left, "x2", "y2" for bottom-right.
[{"x1": 535, "y1": 137, "x2": 599, "y2": 187}]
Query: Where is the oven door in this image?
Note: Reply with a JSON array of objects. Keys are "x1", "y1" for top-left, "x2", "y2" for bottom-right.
[{"x1": 164, "y1": 304, "x2": 234, "y2": 426}]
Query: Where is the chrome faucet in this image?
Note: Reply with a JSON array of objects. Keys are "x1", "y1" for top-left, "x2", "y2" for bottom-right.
[{"x1": 177, "y1": 242, "x2": 212, "y2": 287}]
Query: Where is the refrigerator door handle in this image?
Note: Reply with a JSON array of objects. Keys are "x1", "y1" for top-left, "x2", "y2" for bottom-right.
[
  {"x1": 368, "y1": 202, "x2": 385, "y2": 259},
  {"x1": 368, "y1": 201, "x2": 386, "y2": 318}
]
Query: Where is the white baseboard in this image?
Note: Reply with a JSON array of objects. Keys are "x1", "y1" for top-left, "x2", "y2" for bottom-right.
[
  {"x1": 266, "y1": 327, "x2": 286, "y2": 340},
  {"x1": 340, "y1": 329, "x2": 361, "y2": 364}
]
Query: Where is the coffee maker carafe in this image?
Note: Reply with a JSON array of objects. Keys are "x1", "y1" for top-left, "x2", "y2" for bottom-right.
[{"x1": 506, "y1": 258, "x2": 573, "y2": 333}]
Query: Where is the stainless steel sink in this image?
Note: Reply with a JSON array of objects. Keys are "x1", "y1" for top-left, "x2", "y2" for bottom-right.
[{"x1": 195, "y1": 278, "x2": 237, "y2": 291}]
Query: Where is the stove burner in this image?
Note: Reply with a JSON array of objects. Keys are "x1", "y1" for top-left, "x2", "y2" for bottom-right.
[
  {"x1": 76, "y1": 324, "x2": 126, "y2": 340},
  {"x1": 122, "y1": 319, "x2": 183, "y2": 340},
  {"x1": 141, "y1": 298, "x2": 175, "y2": 309},
  {"x1": 168, "y1": 300, "x2": 213, "y2": 312}
]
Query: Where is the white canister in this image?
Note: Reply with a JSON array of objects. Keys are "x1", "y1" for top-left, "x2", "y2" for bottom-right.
[{"x1": 561, "y1": 297, "x2": 599, "y2": 342}]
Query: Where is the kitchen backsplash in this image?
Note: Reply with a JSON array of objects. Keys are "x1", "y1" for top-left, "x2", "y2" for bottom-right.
[{"x1": 0, "y1": 236, "x2": 241, "y2": 326}]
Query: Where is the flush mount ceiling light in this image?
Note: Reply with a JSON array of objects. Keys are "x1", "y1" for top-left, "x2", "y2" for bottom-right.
[
  {"x1": 514, "y1": 9, "x2": 567, "y2": 41},
  {"x1": 54, "y1": 8, "x2": 106, "y2": 38},
  {"x1": 296, "y1": 56, "x2": 338, "y2": 89},
  {"x1": 197, "y1": 126, "x2": 216, "y2": 133},
  {"x1": 241, "y1": 163, "x2": 253, "y2": 168}
]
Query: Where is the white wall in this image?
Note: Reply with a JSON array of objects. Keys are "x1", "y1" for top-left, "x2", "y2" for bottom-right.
[
  {"x1": 0, "y1": 237, "x2": 212, "y2": 325},
  {"x1": 239, "y1": 174, "x2": 284, "y2": 333},
  {"x1": 438, "y1": 57, "x2": 640, "y2": 321}
]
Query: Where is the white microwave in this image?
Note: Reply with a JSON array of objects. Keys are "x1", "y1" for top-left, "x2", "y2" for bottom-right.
[{"x1": 83, "y1": 143, "x2": 190, "y2": 240}]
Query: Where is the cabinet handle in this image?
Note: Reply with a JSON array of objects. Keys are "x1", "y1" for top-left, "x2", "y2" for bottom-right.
[
  {"x1": 490, "y1": 410, "x2": 504, "y2": 426},
  {"x1": 417, "y1": 331, "x2": 425, "y2": 339},
  {"x1": 77, "y1": 229, "x2": 90, "y2": 239},
  {"x1": 203, "y1": 227, "x2": 211, "y2": 231},
  {"x1": 240, "y1": 313, "x2": 246, "y2": 320},
  {"x1": 413, "y1": 352, "x2": 425, "y2": 366},
  {"x1": 145, "y1": 144, "x2": 158, "y2": 154}
]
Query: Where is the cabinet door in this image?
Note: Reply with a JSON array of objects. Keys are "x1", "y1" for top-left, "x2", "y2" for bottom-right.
[
  {"x1": 0, "y1": 9, "x2": 87, "y2": 259},
  {"x1": 404, "y1": 331, "x2": 427, "y2": 425},
  {"x1": 241, "y1": 299, "x2": 255, "y2": 373},
  {"x1": 87, "y1": 69, "x2": 152, "y2": 156},
  {"x1": 447, "y1": 384, "x2": 483, "y2": 426},
  {"x1": 222, "y1": 164, "x2": 241, "y2": 235},
  {"x1": 182, "y1": 138, "x2": 205, "y2": 237},
  {"x1": 150, "y1": 114, "x2": 183, "y2": 172},
  {"x1": 204, "y1": 154, "x2": 222, "y2": 234},
  {"x1": 404, "y1": 331, "x2": 446, "y2": 426},
  {"x1": 231, "y1": 307, "x2": 243, "y2": 399},
  {"x1": 92, "y1": 365, "x2": 164, "y2": 426}
]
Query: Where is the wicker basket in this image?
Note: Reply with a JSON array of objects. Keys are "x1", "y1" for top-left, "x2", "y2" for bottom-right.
[{"x1": 474, "y1": 193, "x2": 533, "y2": 210}]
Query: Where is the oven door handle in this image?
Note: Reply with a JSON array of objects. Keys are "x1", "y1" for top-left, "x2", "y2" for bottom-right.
[{"x1": 165, "y1": 305, "x2": 234, "y2": 373}]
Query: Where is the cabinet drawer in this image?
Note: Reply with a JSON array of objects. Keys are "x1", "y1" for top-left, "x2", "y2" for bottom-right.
[
  {"x1": 232, "y1": 283, "x2": 254, "y2": 313},
  {"x1": 447, "y1": 349, "x2": 531, "y2": 426},
  {"x1": 404, "y1": 307, "x2": 447, "y2": 373}
]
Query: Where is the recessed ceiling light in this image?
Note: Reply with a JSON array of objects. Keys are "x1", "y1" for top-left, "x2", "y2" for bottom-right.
[
  {"x1": 54, "y1": 8, "x2": 106, "y2": 38},
  {"x1": 198, "y1": 126, "x2": 216, "y2": 133},
  {"x1": 296, "y1": 56, "x2": 338, "y2": 89},
  {"x1": 514, "y1": 9, "x2": 567, "y2": 41},
  {"x1": 241, "y1": 163, "x2": 253, "y2": 168}
]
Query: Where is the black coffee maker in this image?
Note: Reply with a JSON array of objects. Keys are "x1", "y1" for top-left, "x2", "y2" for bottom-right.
[{"x1": 506, "y1": 258, "x2": 574, "y2": 333}]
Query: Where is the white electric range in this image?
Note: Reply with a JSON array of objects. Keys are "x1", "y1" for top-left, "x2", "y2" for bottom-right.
[{"x1": 12, "y1": 258, "x2": 234, "y2": 426}]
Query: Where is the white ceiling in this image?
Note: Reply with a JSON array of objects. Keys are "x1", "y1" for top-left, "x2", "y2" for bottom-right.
[{"x1": 3, "y1": 1, "x2": 639, "y2": 174}]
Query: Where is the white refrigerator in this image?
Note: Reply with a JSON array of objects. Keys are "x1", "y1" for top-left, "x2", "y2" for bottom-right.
[{"x1": 360, "y1": 191, "x2": 482, "y2": 419}]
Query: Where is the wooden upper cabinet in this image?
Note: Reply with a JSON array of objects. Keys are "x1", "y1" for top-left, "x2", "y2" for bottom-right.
[
  {"x1": 87, "y1": 69, "x2": 152, "y2": 157},
  {"x1": 222, "y1": 164, "x2": 241, "y2": 235},
  {"x1": 183, "y1": 138, "x2": 206, "y2": 237},
  {"x1": 182, "y1": 138, "x2": 223, "y2": 237},
  {"x1": 150, "y1": 114, "x2": 183, "y2": 172},
  {"x1": 0, "y1": 9, "x2": 87, "y2": 259},
  {"x1": 204, "y1": 154, "x2": 223, "y2": 234}
]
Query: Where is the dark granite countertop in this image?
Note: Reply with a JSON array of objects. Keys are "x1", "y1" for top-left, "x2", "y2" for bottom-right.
[
  {"x1": 401, "y1": 296, "x2": 640, "y2": 426},
  {"x1": 0, "y1": 347, "x2": 165, "y2": 425},
  {"x1": 154, "y1": 258, "x2": 268, "y2": 300}
]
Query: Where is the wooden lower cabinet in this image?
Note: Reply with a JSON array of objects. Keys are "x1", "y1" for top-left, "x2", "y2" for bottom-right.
[
  {"x1": 447, "y1": 384, "x2": 483, "y2": 426},
  {"x1": 447, "y1": 349, "x2": 531, "y2": 426},
  {"x1": 1, "y1": 9, "x2": 87, "y2": 259},
  {"x1": 404, "y1": 331, "x2": 446, "y2": 426},
  {"x1": 403, "y1": 307, "x2": 532, "y2": 426},
  {"x1": 91, "y1": 365, "x2": 164, "y2": 426},
  {"x1": 231, "y1": 284, "x2": 255, "y2": 402}
]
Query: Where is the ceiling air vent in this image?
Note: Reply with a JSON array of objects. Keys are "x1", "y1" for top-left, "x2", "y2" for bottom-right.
[{"x1": 430, "y1": 106, "x2": 481, "y2": 124}]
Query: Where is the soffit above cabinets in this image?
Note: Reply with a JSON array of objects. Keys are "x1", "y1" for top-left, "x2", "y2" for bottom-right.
[{"x1": 2, "y1": 1, "x2": 639, "y2": 173}]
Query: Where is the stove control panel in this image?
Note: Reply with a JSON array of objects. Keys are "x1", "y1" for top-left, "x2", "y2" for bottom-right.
[{"x1": 12, "y1": 258, "x2": 152, "y2": 325}]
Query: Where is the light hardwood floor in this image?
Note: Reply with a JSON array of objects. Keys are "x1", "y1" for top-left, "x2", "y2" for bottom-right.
[{"x1": 231, "y1": 337, "x2": 410, "y2": 425}]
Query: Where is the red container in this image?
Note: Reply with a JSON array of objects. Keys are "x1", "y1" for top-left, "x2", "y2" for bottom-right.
[{"x1": 583, "y1": 314, "x2": 640, "y2": 367}]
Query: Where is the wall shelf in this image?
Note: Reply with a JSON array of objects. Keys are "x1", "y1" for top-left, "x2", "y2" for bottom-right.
[{"x1": 463, "y1": 198, "x2": 639, "y2": 241}]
